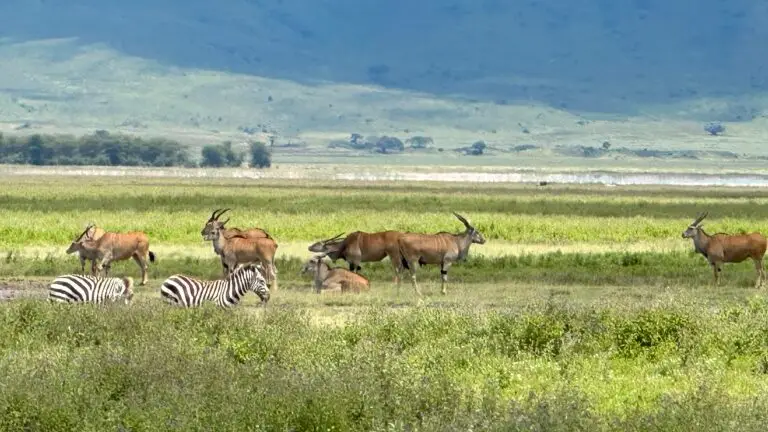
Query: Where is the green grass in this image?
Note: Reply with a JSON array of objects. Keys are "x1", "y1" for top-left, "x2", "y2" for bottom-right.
[
  {"x1": 3, "y1": 300, "x2": 768, "y2": 430},
  {"x1": 3, "y1": 172, "x2": 768, "y2": 430},
  {"x1": 2, "y1": 176, "x2": 768, "y2": 249}
]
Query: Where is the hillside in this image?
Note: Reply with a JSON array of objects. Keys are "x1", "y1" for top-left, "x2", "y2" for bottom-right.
[{"x1": 0, "y1": 0, "x2": 767, "y2": 159}]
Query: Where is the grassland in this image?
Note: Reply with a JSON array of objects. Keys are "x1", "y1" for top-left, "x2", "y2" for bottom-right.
[{"x1": 3, "y1": 171, "x2": 768, "y2": 430}]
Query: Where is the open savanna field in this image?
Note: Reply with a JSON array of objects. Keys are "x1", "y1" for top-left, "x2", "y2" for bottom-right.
[{"x1": 4, "y1": 169, "x2": 768, "y2": 430}]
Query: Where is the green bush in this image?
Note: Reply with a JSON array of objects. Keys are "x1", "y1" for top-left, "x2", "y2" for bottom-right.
[
  {"x1": 249, "y1": 141, "x2": 272, "y2": 168},
  {"x1": 2, "y1": 302, "x2": 768, "y2": 430},
  {"x1": 200, "y1": 140, "x2": 243, "y2": 167}
]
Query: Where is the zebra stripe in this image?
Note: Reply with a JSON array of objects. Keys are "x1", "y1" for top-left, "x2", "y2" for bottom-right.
[
  {"x1": 160, "y1": 263, "x2": 270, "y2": 308},
  {"x1": 48, "y1": 274, "x2": 134, "y2": 305}
]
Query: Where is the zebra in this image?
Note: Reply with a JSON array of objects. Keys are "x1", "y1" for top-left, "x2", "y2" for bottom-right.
[
  {"x1": 48, "y1": 274, "x2": 135, "y2": 305},
  {"x1": 160, "y1": 263, "x2": 270, "y2": 308}
]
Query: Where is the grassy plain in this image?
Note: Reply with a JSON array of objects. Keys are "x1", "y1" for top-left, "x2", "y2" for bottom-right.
[{"x1": 3, "y1": 171, "x2": 768, "y2": 430}]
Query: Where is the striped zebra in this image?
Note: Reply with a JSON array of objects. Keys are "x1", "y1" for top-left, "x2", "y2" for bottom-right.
[
  {"x1": 48, "y1": 274, "x2": 135, "y2": 305},
  {"x1": 160, "y1": 263, "x2": 270, "y2": 308}
]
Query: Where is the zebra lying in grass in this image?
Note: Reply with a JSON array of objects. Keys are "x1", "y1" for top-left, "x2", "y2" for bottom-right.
[
  {"x1": 160, "y1": 263, "x2": 270, "y2": 308},
  {"x1": 48, "y1": 274, "x2": 135, "y2": 305}
]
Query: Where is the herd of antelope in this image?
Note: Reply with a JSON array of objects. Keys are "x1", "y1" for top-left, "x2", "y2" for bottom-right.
[{"x1": 61, "y1": 209, "x2": 768, "y2": 306}]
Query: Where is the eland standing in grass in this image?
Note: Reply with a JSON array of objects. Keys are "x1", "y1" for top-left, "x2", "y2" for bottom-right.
[
  {"x1": 203, "y1": 216, "x2": 279, "y2": 290},
  {"x1": 397, "y1": 212, "x2": 485, "y2": 296},
  {"x1": 300, "y1": 254, "x2": 370, "y2": 294},
  {"x1": 65, "y1": 223, "x2": 106, "y2": 275},
  {"x1": 68, "y1": 223, "x2": 156, "y2": 285},
  {"x1": 682, "y1": 212, "x2": 767, "y2": 288},
  {"x1": 202, "y1": 208, "x2": 273, "y2": 240},
  {"x1": 308, "y1": 230, "x2": 405, "y2": 284}
]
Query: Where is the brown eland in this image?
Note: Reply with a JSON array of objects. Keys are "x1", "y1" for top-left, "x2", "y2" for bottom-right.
[
  {"x1": 308, "y1": 230, "x2": 405, "y2": 284},
  {"x1": 300, "y1": 254, "x2": 370, "y2": 294},
  {"x1": 204, "y1": 219, "x2": 279, "y2": 291},
  {"x1": 682, "y1": 212, "x2": 767, "y2": 288},
  {"x1": 69, "y1": 224, "x2": 156, "y2": 285},
  {"x1": 65, "y1": 223, "x2": 106, "y2": 274},
  {"x1": 201, "y1": 208, "x2": 272, "y2": 240},
  {"x1": 398, "y1": 212, "x2": 485, "y2": 296}
]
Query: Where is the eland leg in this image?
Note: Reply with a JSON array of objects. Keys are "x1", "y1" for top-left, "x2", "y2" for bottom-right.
[
  {"x1": 711, "y1": 262, "x2": 721, "y2": 287},
  {"x1": 96, "y1": 256, "x2": 111, "y2": 277},
  {"x1": 753, "y1": 258, "x2": 765, "y2": 289},
  {"x1": 407, "y1": 263, "x2": 422, "y2": 296},
  {"x1": 389, "y1": 255, "x2": 402, "y2": 286},
  {"x1": 440, "y1": 262, "x2": 452, "y2": 295},
  {"x1": 268, "y1": 261, "x2": 278, "y2": 291},
  {"x1": 132, "y1": 254, "x2": 149, "y2": 286}
]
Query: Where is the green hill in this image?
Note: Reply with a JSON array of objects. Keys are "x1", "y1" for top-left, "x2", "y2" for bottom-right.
[{"x1": 0, "y1": 1, "x2": 766, "y2": 161}]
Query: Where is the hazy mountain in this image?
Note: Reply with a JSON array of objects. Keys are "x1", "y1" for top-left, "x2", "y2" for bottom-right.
[
  {"x1": 0, "y1": 0, "x2": 766, "y2": 153},
  {"x1": 3, "y1": 1, "x2": 766, "y2": 107}
]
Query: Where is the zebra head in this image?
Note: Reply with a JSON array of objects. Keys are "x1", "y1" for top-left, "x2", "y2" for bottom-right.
[
  {"x1": 122, "y1": 277, "x2": 135, "y2": 305},
  {"x1": 238, "y1": 263, "x2": 270, "y2": 303}
]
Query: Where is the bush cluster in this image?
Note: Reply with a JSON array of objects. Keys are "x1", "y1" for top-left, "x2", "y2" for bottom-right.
[
  {"x1": 0, "y1": 130, "x2": 192, "y2": 167},
  {"x1": 0, "y1": 131, "x2": 272, "y2": 168},
  {"x1": 2, "y1": 302, "x2": 768, "y2": 430}
]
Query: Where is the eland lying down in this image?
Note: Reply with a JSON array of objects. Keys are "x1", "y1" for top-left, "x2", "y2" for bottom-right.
[{"x1": 300, "y1": 254, "x2": 370, "y2": 294}]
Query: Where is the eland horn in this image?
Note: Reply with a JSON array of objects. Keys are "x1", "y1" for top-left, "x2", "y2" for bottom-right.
[{"x1": 452, "y1": 211, "x2": 472, "y2": 229}]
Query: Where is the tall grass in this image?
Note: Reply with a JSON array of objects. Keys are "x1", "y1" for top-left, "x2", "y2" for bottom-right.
[
  {"x1": 2, "y1": 301, "x2": 768, "y2": 430},
  {"x1": 2, "y1": 177, "x2": 768, "y2": 247},
  {"x1": 2, "y1": 250, "x2": 764, "y2": 290}
]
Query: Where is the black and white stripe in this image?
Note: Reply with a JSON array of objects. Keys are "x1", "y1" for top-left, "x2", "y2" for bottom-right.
[
  {"x1": 160, "y1": 263, "x2": 270, "y2": 308},
  {"x1": 48, "y1": 274, "x2": 134, "y2": 304}
]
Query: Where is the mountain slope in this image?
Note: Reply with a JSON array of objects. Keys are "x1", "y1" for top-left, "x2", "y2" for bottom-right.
[{"x1": 0, "y1": 0, "x2": 766, "y2": 156}]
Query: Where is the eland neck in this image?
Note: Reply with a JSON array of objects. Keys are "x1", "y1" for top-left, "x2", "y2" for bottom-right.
[
  {"x1": 692, "y1": 228, "x2": 712, "y2": 256},
  {"x1": 454, "y1": 231, "x2": 474, "y2": 261},
  {"x1": 313, "y1": 260, "x2": 330, "y2": 289},
  {"x1": 211, "y1": 230, "x2": 226, "y2": 254}
]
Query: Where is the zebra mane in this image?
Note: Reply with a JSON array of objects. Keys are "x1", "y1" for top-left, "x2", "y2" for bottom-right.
[{"x1": 225, "y1": 263, "x2": 258, "y2": 281}]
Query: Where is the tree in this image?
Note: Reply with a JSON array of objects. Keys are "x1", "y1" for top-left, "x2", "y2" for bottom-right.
[
  {"x1": 249, "y1": 141, "x2": 272, "y2": 168},
  {"x1": 201, "y1": 145, "x2": 226, "y2": 167},
  {"x1": 221, "y1": 141, "x2": 244, "y2": 167},
  {"x1": 469, "y1": 140, "x2": 487, "y2": 155},
  {"x1": 26, "y1": 134, "x2": 46, "y2": 165},
  {"x1": 201, "y1": 141, "x2": 244, "y2": 168},
  {"x1": 406, "y1": 136, "x2": 434, "y2": 149},
  {"x1": 375, "y1": 136, "x2": 405, "y2": 154}
]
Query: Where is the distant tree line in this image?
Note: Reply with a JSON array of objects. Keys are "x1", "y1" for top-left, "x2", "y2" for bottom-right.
[
  {"x1": 0, "y1": 130, "x2": 192, "y2": 167},
  {"x1": 0, "y1": 131, "x2": 271, "y2": 168},
  {"x1": 329, "y1": 134, "x2": 435, "y2": 154}
]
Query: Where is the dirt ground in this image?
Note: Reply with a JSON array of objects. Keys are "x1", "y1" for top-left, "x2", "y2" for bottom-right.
[{"x1": 0, "y1": 279, "x2": 49, "y2": 301}]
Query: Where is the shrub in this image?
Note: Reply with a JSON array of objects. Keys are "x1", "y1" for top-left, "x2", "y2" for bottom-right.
[
  {"x1": 705, "y1": 122, "x2": 725, "y2": 136},
  {"x1": 469, "y1": 140, "x2": 487, "y2": 155},
  {"x1": 406, "y1": 136, "x2": 434, "y2": 149},
  {"x1": 200, "y1": 141, "x2": 243, "y2": 167},
  {"x1": 375, "y1": 136, "x2": 405, "y2": 154},
  {"x1": 249, "y1": 141, "x2": 271, "y2": 168}
]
